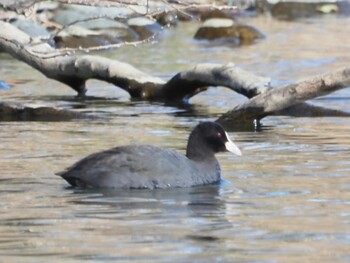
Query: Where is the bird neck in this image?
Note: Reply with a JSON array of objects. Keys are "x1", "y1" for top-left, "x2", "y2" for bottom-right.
[{"x1": 186, "y1": 136, "x2": 216, "y2": 161}]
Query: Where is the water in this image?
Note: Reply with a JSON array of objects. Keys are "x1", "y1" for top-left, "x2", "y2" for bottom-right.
[{"x1": 1, "y1": 15, "x2": 350, "y2": 262}]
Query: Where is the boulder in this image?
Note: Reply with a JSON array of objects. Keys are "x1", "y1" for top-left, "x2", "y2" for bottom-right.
[
  {"x1": 127, "y1": 17, "x2": 162, "y2": 40},
  {"x1": 256, "y1": 0, "x2": 350, "y2": 20},
  {"x1": 10, "y1": 16, "x2": 51, "y2": 38},
  {"x1": 194, "y1": 18, "x2": 263, "y2": 45},
  {"x1": 53, "y1": 18, "x2": 139, "y2": 48}
]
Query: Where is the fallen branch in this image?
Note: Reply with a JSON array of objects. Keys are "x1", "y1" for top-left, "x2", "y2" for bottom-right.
[
  {"x1": 0, "y1": 21, "x2": 269, "y2": 100},
  {"x1": 2, "y1": 0, "x2": 238, "y2": 18},
  {"x1": 0, "y1": 21, "x2": 165, "y2": 96},
  {"x1": 1, "y1": 0, "x2": 148, "y2": 16},
  {"x1": 1, "y1": 21, "x2": 349, "y2": 126},
  {"x1": 159, "y1": 63, "x2": 270, "y2": 100},
  {"x1": 216, "y1": 68, "x2": 350, "y2": 127}
]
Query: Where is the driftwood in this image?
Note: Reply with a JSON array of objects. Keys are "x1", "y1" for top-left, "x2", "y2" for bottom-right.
[{"x1": 1, "y1": 20, "x2": 349, "y2": 126}]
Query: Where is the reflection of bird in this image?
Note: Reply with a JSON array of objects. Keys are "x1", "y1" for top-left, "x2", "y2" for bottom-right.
[{"x1": 57, "y1": 122, "x2": 241, "y2": 189}]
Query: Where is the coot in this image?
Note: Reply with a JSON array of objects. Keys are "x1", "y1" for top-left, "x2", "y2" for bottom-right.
[{"x1": 57, "y1": 122, "x2": 241, "y2": 189}]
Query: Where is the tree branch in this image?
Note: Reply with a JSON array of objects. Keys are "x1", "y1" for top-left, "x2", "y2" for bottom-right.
[
  {"x1": 0, "y1": 21, "x2": 269, "y2": 101},
  {"x1": 1, "y1": 20, "x2": 349, "y2": 126},
  {"x1": 159, "y1": 63, "x2": 271, "y2": 101},
  {"x1": 216, "y1": 68, "x2": 350, "y2": 127},
  {"x1": 0, "y1": 21, "x2": 164, "y2": 97}
]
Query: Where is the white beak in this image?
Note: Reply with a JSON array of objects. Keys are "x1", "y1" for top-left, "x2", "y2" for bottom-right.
[{"x1": 224, "y1": 132, "x2": 242, "y2": 156}]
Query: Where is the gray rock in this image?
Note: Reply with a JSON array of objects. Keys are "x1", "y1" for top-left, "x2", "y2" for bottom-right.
[
  {"x1": 57, "y1": 25, "x2": 102, "y2": 38},
  {"x1": 10, "y1": 17, "x2": 50, "y2": 38},
  {"x1": 61, "y1": 4, "x2": 133, "y2": 18},
  {"x1": 74, "y1": 18, "x2": 128, "y2": 31}
]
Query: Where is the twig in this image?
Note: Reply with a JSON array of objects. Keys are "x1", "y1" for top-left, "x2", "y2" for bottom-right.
[{"x1": 29, "y1": 35, "x2": 158, "y2": 59}]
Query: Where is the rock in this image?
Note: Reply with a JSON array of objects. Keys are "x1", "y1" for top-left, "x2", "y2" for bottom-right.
[
  {"x1": 54, "y1": 34, "x2": 120, "y2": 49},
  {"x1": 175, "y1": 2, "x2": 245, "y2": 22},
  {"x1": 10, "y1": 16, "x2": 51, "y2": 38},
  {"x1": 0, "y1": 0, "x2": 32, "y2": 12},
  {"x1": 0, "y1": 10, "x2": 17, "y2": 21},
  {"x1": 257, "y1": 0, "x2": 350, "y2": 20},
  {"x1": 72, "y1": 18, "x2": 128, "y2": 31},
  {"x1": 53, "y1": 9, "x2": 92, "y2": 26},
  {"x1": 316, "y1": 4, "x2": 339, "y2": 13},
  {"x1": 194, "y1": 18, "x2": 263, "y2": 45},
  {"x1": 54, "y1": 25, "x2": 133, "y2": 48},
  {"x1": 154, "y1": 11, "x2": 178, "y2": 27},
  {"x1": 34, "y1": 1, "x2": 59, "y2": 13},
  {"x1": 0, "y1": 102, "x2": 86, "y2": 121},
  {"x1": 127, "y1": 17, "x2": 162, "y2": 40},
  {"x1": 53, "y1": 19, "x2": 139, "y2": 48},
  {"x1": 199, "y1": 9, "x2": 234, "y2": 20},
  {"x1": 57, "y1": 25, "x2": 104, "y2": 38},
  {"x1": 53, "y1": 4, "x2": 134, "y2": 25}
]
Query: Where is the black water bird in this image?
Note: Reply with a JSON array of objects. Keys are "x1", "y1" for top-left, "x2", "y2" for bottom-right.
[{"x1": 57, "y1": 122, "x2": 241, "y2": 189}]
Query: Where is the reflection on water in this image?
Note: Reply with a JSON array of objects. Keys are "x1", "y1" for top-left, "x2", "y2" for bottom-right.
[{"x1": 1, "y1": 16, "x2": 350, "y2": 262}]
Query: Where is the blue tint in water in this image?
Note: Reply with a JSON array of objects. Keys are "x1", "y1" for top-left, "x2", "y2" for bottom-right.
[{"x1": 0, "y1": 80, "x2": 10, "y2": 90}]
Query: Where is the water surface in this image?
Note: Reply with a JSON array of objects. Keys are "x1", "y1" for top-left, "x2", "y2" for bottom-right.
[{"x1": 0, "y1": 15, "x2": 350, "y2": 262}]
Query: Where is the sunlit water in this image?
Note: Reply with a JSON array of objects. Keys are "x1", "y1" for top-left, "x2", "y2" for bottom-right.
[{"x1": 0, "y1": 15, "x2": 350, "y2": 262}]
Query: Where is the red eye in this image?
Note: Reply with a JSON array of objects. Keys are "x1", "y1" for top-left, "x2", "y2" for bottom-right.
[{"x1": 217, "y1": 132, "x2": 222, "y2": 138}]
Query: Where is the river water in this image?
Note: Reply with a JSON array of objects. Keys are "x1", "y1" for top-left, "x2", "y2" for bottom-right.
[{"x1": 0, "y1": 15, "x2": 350, "y2": 262}]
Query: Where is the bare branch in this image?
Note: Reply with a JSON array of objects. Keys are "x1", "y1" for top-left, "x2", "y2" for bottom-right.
[
  {"x1": 2, "y1": 20, "x2": 349, "y2": 127},
  {"x1": 2, "y1": 0, "x2": 149, "y2": 15},
  {"x1": 0, "y1": 21, "x2": 164, "y2": 96},
  {"x1": 3, "y1": 0, "x2": 238, "y2": 21},
  {"x1": 158, "y1": 63, "x2": 271, "y2": 100},
  {"x1": 217, "y1": 68, "x2": 350, "y2": 126},
  {"x1": 29, "y1": 36, "x2": 158, "y2": 59},
  {"x1": 0, "y1": 21, "x2": 267, "y2": 101}
]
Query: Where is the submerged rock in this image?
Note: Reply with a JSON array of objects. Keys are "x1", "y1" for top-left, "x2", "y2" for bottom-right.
[
  {"x1": 194, "y1": 18, "x2": 263, "y2": 45},
  {"x1": 0, "y1": 102, "x2": 87, "y2": 121}
]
